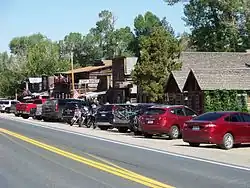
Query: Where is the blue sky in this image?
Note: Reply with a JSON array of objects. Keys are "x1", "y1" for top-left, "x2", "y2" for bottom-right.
[{"x1": 1, "y1": 0, "x2": 188, "y2": 52}]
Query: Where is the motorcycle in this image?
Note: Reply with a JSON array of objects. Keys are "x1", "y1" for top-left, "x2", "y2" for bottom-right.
[
  {"x1": 78, "y1": 106, "x2": 96, "y2": 128},
  {"x1": 70, "y1": 108, "x2": 82, "y2": 126}
]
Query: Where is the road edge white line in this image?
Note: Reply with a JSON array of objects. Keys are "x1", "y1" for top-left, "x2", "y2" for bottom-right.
[{"x1": 1, "y1": 115, "x2": 250, "y2": 172}]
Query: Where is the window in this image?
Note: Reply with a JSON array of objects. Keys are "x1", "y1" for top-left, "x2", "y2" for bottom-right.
[
  {"x1": 144, "y1": 108, "x2": 166, "y2": 115},
  {"x1": 184, "y1": 107, "x2": 197, "y2": 116},
  {"x1": 33, "y1": 100, "x2": 43, "y2": 104},
  {"x1": 193, "y1": 112, "x2": 225, "y2": 121},
  {"x1": 224, "y1": 114, "x2": 243, "y2": 122},
  {"x1": 240, "y1": 113, "x2": 250, "y2": 122},
  {"x1": 98, "y1": 105, "x2": 114, "y2": 112},
  {"x1": 173, "y1": 108, "x2": 185, "y2": 116},
  {"x1": 11, "y1": 101, "x2": 18, "y2": 105}
]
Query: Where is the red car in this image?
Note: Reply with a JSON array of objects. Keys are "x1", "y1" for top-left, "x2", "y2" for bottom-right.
[
  {"x1": 140, "y1": 105, "x2": 198, "y2": 139},
  {"x1": 182, "y1": 111, "x2": 250, "y2": 150}
]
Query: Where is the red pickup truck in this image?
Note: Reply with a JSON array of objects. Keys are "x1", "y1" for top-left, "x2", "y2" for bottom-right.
[{"x1": 17, "y1": 100, "x2": 37, "y2": 119}]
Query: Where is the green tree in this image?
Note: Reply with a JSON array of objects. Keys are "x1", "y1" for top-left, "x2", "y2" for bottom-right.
[
  {"x1": 9, "y1": 33, "x2": 47, "y2": 56},
  {"x1": 132, "y1": 26, "x2": 181, "y2": 102},
  {"x1": 59, "y1": 32, "x2": 85, "y2": 67},
  {"x1": 25, "y1": 40, "x2": 70, "y2": 77},
  {"x1": 164, "y1": 0, "x2": 250, "y2": 52}
]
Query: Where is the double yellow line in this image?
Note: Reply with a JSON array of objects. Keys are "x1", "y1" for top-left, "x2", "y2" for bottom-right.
[{"x1": 0, "y1": 128, "x2": 174, "y2": 188}]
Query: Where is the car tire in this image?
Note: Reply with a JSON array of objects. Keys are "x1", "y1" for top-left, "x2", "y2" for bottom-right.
[
  {"x1": 22, "y1": 115, "x2": 29, "y2": 119},
  {"x1": 220, "y1": 133, "x2": 234, "y2": 150},
  {"x1": 144, "y1": 133, "x2": 153, "y2": 138},
  {"x1": 99, "y1": 126, "x2": 109, "y2": 130},
  {"x1": 169, "y1": 125, "x2": 180, "y2": 140},
  {"x1": 118, "y1": 127, "x2": 128, "y2": 133},
  {"x1": 134, "y1": 131, "x2": 142, "y2": 136},
  {"x1": 36, "y1": 116, "x2": 42, "y2": 120},
  {"x1": 189, "y1": 143, "x2": 200, "y2": 147}
]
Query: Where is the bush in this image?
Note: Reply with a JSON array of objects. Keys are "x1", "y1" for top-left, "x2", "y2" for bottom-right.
[{"x1": 204, "y1": 90, "x2": 248, "y2": 112}]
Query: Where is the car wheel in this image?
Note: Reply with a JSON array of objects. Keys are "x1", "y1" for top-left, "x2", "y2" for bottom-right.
[
  {"x1": 189, "y1": 143, "x2": 200, "y2": 147},
  {"x1": 134, "y1": 131, "x2": 142, "y2": 136},
  {"x1": 22, "y1": 115, "x2": 29, "y2": 119},
  {"x1": 220, "y1": 133, "x2": 234, "y2": 150},
  {"x1": 144, "y1": 133, "x2": 153, "y2": 138},
  {"x1": 99, "y1": 126, "x2": 109, "y2": 130},
  {"x1": 118, "y1": 127, "x2": 128, "y2": 133},
  {"x1": 169, "y1": 125, "x2": 180, "y2": 139},
  {"x1": 36, "y1": 116, "x2": 42, "y2": 120}
]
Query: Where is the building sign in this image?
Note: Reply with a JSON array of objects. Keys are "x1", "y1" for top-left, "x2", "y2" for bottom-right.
[{"x1": 79, "y1": 79, "x2": 100, "y2": 88}]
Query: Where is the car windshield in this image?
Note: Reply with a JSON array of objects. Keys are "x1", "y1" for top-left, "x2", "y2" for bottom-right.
[{"x1": 193, "y1": 112, "x2": 225, "y2": 121}]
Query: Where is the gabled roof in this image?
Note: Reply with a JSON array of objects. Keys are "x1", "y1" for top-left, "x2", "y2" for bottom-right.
[
  {"x1": 171, "y1": 71, "x2": 189, "y2": 92},
  {"x1": 62, "y1": 60, "x2": 112, "y2": 74},
  {"x1": 185, "y1": 68, "x2": 250, "y2": 90},
  {"x1": 180, "y1": 52, "x2": 250, "y2": 70}
]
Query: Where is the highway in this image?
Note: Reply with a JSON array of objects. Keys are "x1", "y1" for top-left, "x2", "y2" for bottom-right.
[{"x1": 1, "y1": 117, "x2": 250, "y2": 188}]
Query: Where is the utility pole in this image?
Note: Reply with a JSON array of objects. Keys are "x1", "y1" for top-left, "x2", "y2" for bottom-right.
[{"x1": 70, "y1": 51, "x2": 75, "y2": 94}]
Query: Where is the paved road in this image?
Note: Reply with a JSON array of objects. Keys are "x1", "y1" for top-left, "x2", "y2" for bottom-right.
[{"x1": 1, "y1": 118, "x2": 250, "y2": 188}]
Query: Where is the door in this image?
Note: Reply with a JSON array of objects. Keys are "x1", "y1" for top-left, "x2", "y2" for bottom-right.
[
  {"x1": 224, "y1": 113, "x2": 247, "y2": 143},
  {"x1": 239, "y1": 113, "x2": 250, "y2": 142},
  {"x1": 173, "y1": 107, "x2": 189, "y2": 131},
  {"x1": 184, "y1": 107, "x2": 198, "y2": 119}
]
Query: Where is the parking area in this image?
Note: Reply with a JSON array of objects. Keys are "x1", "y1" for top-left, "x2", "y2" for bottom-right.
[{"x1": 1, "y1": 113, "x2": 250, "y2": 168}]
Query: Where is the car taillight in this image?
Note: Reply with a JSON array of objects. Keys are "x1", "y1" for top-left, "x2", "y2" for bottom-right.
[
  {"x1": 158, "y1": 116, "x2": 167, "y2": 121},
  {"x1": 205, "y1": 123, "x2": 216, "y2": 128},
  {"x1": 112, "y1": 105, "x2": 117, "y2": 113},
  {"x1": 55, "y1": 104, "x2": 59, "y2": 112}
]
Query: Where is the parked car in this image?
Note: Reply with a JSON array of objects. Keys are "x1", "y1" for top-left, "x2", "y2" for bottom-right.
[
  {"x1": 30, "y1": 98, "x2": 47, "y2": 120},
  {"x1": 182, "y1": 111, "x2": 250, "y2": 150},
  {"x1": 140, "y1": 105, "x2": 198, "y2": 139},
  {"x1": 95, "y1": 104, "x2": 116, "y2": 130},
  {"x1": 0, "y1": 100, "x2": 19, "y2": 113},
  {"x1": 42, "y1": 98, "x2": 85, "y2": 122},
  {"x1": 10, "y1": 100, "x2": 20, "y2": 114},
  {"x1": 113, "y1": 103, "x2": 157, "y2": 134},
  {"x1": 18, "y1": 100, "x2": 36, "y2": 119},
  {"x1": 62, "y1": 100, "x2": 88, "y2": 124}
]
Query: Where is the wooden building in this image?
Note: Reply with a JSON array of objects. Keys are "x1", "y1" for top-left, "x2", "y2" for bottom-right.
[
  {"x1": 165, "y1": 52, "x2": 250, "y2": 113},
  {"x1": 53, "y1": 60, "x2": 112, "y2": 99},
  {"x1": 107, "y1": 56, "x2": 138, "y2": 103}
]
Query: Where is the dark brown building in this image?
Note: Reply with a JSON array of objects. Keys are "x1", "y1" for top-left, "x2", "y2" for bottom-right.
[
  {"x1": 107, "y1": 56, "x2": 138, "y2": 103},
  {"x1": 165, "y1": 52, "x2": 250, "y2": 113},
  {"x1": 52, "y1": 60, "x2": 112, "y2": 98}
]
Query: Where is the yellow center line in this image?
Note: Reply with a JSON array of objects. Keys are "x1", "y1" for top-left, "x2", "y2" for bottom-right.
[{"x1": 0, "y1": 128, "x2": 175, "y2": 188}]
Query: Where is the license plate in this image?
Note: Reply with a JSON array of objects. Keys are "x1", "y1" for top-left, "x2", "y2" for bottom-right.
[
  {"x1": 192, "y1": 126, "x2": 200, "y2": 131},
  {"x1": 147, "y1": 121, "x2": 153, "y2": 124},
  {"x1": 101, "y1": 114, "x2": 106, "y2": 117}
]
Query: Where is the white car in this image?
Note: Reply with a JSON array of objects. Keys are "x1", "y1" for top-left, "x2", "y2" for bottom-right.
[{"x1": 0, "y1": 100, "x2": 19, "y2": 113}]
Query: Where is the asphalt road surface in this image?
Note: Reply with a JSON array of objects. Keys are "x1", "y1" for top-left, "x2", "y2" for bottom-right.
[{"x1": 1, "y1": 118, "x2": 250, "y2": 188}]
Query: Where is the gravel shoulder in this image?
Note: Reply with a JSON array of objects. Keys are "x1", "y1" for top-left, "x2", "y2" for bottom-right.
[{"x1": 1, "y1": 113, "x2": 250, "y2": 168}]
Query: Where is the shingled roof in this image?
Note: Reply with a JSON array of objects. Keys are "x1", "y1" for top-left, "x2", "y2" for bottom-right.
[
  {"x1": 184, "y1": 68, "x2": 250, "y2": 91},
  {"x1": 170, "y1": 70, "x2": 189, "y2": 92},
  {"x1": 180, "y1": 52, "x2": 250, "y2": 70}
]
